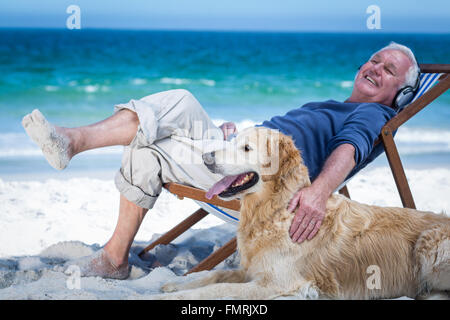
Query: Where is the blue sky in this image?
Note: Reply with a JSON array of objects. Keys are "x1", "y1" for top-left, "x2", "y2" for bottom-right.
[{"x1": 1, "y1": 0, "x2": 449, "y2": 32}]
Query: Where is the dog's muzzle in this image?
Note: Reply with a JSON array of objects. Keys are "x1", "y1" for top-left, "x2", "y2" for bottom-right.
[{"x1": 202, "y1": 151, "x2": 216, "y2": 172}]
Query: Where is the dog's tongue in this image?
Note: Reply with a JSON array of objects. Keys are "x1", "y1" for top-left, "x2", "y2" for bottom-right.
[{"x1": 205, "y1": 175, "x2": 239, "y2": 199}]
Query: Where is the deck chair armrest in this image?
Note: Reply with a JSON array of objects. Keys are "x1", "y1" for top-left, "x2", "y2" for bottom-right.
[{"x1": 163, "y1": 183, "x2": 241, "y2": 211}]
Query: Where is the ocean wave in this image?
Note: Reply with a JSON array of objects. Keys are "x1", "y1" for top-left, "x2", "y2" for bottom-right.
[
  {"x1": 44, "y1": 85, "x2": 59, "y2": 92},
  {"x1": 0, "y1": 133, "x2": 124, "y2": 157},
  {"x1": 75, "y1": 85, "x2": 99, "y2": 93},
  {"x1": 0, "y1": 147, "x2": 124, "y2": 158},
  {"x1": 339, "y1": 81, "x2": 353, "y2": 88},
  {"x1": 396, "y1": 127, "x2": 450, "y2": 144},
  {"x1": 1, "y1": 127, "x2": 449, "y2": 158},
  {"x1": 131, "y1": 78, "x2": 147, "y2": 85},
  {"x1": 75, "y1": 85, "x2": 111, "y2": 93},
  {"x1": 394, "y1": 127, "x2": 450, "y2": 155},
  {"x1": 44, "y1": 83, "x2": 112, "y2": 93},
  {"x1": 160, "y1": 77, "x2": 190, "y2": 85},
  {"x1": 160, "y1": 77, "x2": 216, "y2": 86},
  {"x1": 0, "y1": 148, "x2": 42, "y2": 157},
  {"x1": 200, "y1": 79, "x2": 216, "y2": 87}
]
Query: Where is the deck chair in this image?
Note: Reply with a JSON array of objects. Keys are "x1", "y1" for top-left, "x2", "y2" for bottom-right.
[{"x1": 138, "y1": 63, "x2": 450, "y2": 275}]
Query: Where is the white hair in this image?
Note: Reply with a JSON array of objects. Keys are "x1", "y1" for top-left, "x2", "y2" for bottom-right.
[{"x1": 370, "y1": 41, "x2": 420, "y2": 89}]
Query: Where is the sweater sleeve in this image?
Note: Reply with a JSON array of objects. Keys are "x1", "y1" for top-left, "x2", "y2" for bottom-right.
[{"x1": 326, "y1": 103, "x2": 393, "y2": 166}]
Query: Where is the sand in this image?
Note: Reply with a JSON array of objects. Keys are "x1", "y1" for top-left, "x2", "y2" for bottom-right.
[{"x1": 0, "y1": 166, "x2": 449, "y2": 299}]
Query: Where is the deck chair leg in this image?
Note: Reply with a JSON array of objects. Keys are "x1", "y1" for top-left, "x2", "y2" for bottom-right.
[
  {"x1": 185, "y1": 237, "x2": 237, "y2": 275},
  {"x1": 381, "y1": 127, "x2": 416, "y2": 209},
  {"x1": 138, "y1": 208, "x2": 209, "y2": 257},
  {"x1": 338, "y1": 185, "x2": 350, "y2": 198}
]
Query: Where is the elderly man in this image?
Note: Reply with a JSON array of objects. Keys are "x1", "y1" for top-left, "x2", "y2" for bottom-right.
[{"x1": 22, "y1": 42, "x2": 420, "y2": 279}]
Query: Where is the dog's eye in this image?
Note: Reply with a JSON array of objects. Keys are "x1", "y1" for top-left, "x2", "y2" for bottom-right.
[{"x1": 244, "y1": 144, "x2": 251, "y2": 152}]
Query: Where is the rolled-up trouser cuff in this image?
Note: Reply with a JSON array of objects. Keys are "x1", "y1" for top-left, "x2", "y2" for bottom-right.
[{"x1": 114, "y1": 170, "x2": 159, "y2": 209}]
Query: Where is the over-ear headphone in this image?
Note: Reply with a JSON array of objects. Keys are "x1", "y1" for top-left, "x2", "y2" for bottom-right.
[
  {"x1": 392, "y1": 71, "x2": 421, "y2": 111},
  {"x1": 357, "y1": 64, "x2": 421, "y2": 111}
]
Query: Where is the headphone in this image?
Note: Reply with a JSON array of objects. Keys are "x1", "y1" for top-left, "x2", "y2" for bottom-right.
[
  {"x1": 392, "y1": 71, "x2": 421, "y2": 111},
  {"x1": 357, "y1": 64, "x2": 421, "y2": 111}
]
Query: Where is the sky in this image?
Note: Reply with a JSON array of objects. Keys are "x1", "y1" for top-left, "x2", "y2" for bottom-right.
[{"x1": 0, "y1": 0, "x2": 449, "y2": 33}]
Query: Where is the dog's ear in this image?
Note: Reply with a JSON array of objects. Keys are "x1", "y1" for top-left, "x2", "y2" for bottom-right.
[
  {"x1": 261, "y1": 132, "x2": 310, "y2": 189},
  {"x1": 277, "y1": 133, "x2": 303, "y2": 173}
]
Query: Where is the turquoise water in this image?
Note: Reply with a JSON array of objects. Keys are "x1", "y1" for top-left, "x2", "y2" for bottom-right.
[{"x1": 0, "y1": 29, "x2": 449, "y2": 179}]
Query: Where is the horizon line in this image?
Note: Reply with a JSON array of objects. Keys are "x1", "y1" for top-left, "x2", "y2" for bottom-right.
[{"x1": 1, "y1": 26, "x2": 449, "y2": 35}]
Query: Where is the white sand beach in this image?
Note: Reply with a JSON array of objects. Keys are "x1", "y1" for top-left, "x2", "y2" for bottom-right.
[{"x1": 0, "y1": 165, "x2": 449, "y2": 300}]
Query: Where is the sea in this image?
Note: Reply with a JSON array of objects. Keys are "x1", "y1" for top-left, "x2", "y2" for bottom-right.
[{"x1": 0, "y1": 29, "x2": 449, "y2": 180}]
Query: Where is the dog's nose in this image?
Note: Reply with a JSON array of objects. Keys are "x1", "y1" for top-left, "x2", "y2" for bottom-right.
[{"x1": 202, "y1": 151, "x2": 215, "y2": 166}]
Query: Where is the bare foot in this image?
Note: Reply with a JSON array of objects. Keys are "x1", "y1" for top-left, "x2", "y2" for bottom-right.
[
  {"x1": 65, "y1": 248, "x2": 129, "y2": 280},
  {"x1": 22, "y1": 109, "x2": 72, "y2": 170}
]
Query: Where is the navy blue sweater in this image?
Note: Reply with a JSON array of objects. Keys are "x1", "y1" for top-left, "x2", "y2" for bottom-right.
[{"x1": 259, "y1": 100, "x2": 396, "y2": 181}]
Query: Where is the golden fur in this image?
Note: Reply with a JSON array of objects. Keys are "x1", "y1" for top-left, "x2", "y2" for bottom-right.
[{"x1": 158, "y1": 127, "x2": 450, "y2": 299}]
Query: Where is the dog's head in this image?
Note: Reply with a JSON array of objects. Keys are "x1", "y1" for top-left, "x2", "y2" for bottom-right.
[{"x1": 203, "y1": 127, "x2": 310, "y2": 200}]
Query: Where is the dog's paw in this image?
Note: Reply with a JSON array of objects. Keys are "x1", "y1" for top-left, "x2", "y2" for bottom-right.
[
  {"x1": 296, "y1": 282, "x2": 320, "y2": 300},
  {"x1": 149, "y1": 293, "x2": 173, "y2": 300},
  {"x1": 161, "y1": 282, "x2": 180, "y2": 293},
  {"x1": 151, "y1": 292, "x2": 192, "y2": 300}
]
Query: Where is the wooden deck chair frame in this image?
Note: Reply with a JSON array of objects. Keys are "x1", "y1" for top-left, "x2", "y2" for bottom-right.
[{"x1": 138, "y1": 63, "x2": 450, "y2": 275}]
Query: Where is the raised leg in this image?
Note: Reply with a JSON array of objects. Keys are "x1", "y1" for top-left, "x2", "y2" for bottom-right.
[{"x1": 22, "y1": 109, "x2": 139, "y2": 170}]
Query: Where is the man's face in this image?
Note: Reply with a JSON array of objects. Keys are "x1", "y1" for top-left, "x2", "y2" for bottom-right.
[{"x1": 350, "y1": 49, "x2": 413, "y2": 107}]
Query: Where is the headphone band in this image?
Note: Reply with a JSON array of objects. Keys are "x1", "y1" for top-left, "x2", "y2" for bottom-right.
[{"x1": 393, "y1": 69, "x2": 421, "y2": 111}]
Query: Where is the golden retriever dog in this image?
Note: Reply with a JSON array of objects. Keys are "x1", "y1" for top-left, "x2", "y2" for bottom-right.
[{"x1": 158, "y1": 127, "x2": 450, "y2": 299}]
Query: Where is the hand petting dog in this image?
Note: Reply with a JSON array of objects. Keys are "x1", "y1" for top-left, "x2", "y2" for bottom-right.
[
  {"x1": 288, "y1": 185, "x2": 327, "y2": 243},
  {"x1": 288, "y1": 143, "x2": 357, "y2": 243}
]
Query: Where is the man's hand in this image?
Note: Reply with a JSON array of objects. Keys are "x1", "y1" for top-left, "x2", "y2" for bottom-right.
[
  {"x1": 287, "y1": 143, "x2": 356, "y2": 244},
  {"x1": 288, "y1": 185, "x2": 328, "y2": 243},
  {"x1": 219, "y1": 122, "x2": 237, "y2": 140}
]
